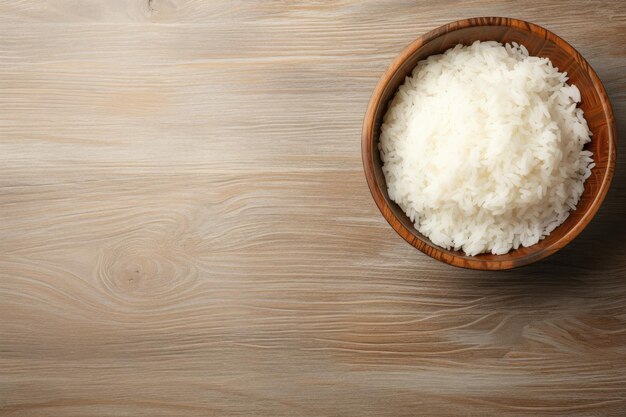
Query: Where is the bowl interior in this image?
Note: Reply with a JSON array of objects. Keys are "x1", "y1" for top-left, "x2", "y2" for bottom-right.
[{"x1": 367, "y1": 21, "x2": 615, "y2": 269}]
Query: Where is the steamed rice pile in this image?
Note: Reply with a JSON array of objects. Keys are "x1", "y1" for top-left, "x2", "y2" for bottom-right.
[{"x1": 379, "y1": 41, "x2": 593, "y2": 256}]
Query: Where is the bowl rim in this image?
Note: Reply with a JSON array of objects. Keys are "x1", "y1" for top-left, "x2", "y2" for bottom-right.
[{"x1": 361, "y1": 16, "x2": 617, "y2": 270}]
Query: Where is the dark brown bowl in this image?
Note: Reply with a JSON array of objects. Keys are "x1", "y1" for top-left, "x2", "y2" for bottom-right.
[{"x1": 362, "y1": 17, "x2": 616, "y2": 270}]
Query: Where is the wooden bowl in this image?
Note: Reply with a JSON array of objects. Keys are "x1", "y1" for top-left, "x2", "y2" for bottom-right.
[{"x1": 362, "y1": 17, "x2": 616, "y2": 270}]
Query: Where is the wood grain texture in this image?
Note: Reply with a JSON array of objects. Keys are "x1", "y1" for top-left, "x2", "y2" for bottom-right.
[
  {"x1": 362, "y1": 17, "x2": 617, "y2": 270},
  {"x1": 1, "y1": 1, "x2": 625, "y2": 416}
]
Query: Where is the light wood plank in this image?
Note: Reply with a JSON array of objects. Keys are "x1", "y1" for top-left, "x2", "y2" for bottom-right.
[{"x1": 1, "y1": 1, "x2": 626, "y2": 416}]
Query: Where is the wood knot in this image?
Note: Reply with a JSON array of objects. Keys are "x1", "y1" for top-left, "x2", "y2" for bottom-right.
[{"x1": 96, "y1": 236, "x2": 198, "y2": 304}]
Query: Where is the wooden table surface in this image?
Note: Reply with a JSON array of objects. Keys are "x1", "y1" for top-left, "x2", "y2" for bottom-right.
[{"x1": 1, "y1": 1, "x2": 625, "y2": 416}]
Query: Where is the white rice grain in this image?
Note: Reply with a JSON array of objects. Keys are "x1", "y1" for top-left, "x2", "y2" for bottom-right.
[{"x1": 379, "y1": 41, "x2": 593, "y2": 256}]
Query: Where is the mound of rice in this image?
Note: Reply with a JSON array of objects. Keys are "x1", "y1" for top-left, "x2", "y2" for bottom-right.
[{"x1": 379, "y1": 41, "x2": 593, "y2": 256}]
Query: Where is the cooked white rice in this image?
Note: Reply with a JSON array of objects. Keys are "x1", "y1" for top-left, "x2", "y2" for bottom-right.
[{"x1": 379, "y1": 41, "x2": 593, "y2": 256}]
